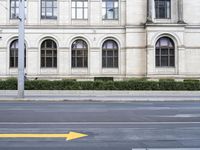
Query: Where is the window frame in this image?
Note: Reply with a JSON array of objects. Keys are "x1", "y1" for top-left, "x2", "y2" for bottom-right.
[
  {"x1": 41, "y1": 0, "x2": 57, "y2": 20},
  {"x1": 71, "y1": 39, "x2": 88, "y2": 68},
  {"x1": 40, "y1": 39, "x2": 57, "y2": 68},
  {"x1": 102, "y1": 0, "x2": 119, "y2": 20},
  {"x1": 155, "y1": 37, "x2": 175, "y2": 68},
  {"x1": 9, "y1": 39, "x2": 26, "y2": 68},
  {"x1": 155, "y1": 0, "x2": 171, "y2": 19},
  {"x1": 102, "y1": 40, "x2": 119, "y2": 68},
  {"x1": 71, "y1": 0, "x2": 88, "y2": 20},
  {"x1": 10, "y1": 0, "x2": 27, "y2": 20}
]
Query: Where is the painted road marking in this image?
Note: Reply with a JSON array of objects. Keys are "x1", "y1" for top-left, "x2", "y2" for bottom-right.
[
  {"x1": 0, "y1": 131, "x2": 88, "y2": 141},
  {"x1": 0, "y1": 122, "x2": 200, "y2": 125}
]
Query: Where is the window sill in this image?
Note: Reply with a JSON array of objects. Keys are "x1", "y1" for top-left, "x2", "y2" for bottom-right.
[
  {"x1": 154, "y1": 67, "x2": 177, "y2": 74},
  {"x1": 102, "y1": 19, "x2": 120, "y2": 25},
  {"x1": 71, "y1": 68, "x2": 88, "y2": 75},
  {"x1": 102, "y1": 68, "x2": 119, "y2": 74},
  {"x1": 40, "y1": 68, "x2": 58, "y2": 74},
  {"x1": 71, "y1": 19, "x2": 89, "y2": 25}
]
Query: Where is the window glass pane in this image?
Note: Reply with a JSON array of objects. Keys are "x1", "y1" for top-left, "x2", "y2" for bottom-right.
[
  {"x1": 46, "y1": 58, "x2": 53, "y2": 67},
  {"x1": 102, "y1": 57, "x2": 106, "y2": 67},
  {"x1": 156, "y1": 56, "x2": 160, "y2": 66},
  {"x1": 72, "y1": 2, "x2": 76, "y2": 7},
  {"x1": 46, "y1": 40, "x2": 53, "y2": 48},
  {"x1": 72, "y1": 57, "x2": 76, "y2": 67},
  {"x1": 46, "y1": 50, "x2": 52, "y2": 57},
  {"x1": 46, "y1": 8, "x2": 53, "y2": 16},
  {"x1": 107, "y1": 9, "x2": 114, "y2": 19},
  {"x1": 156, "y1": 49, "x2": 160, "y2": 55},
  {"x1": 84, "y1": 9, "x2": 88, "y2": 19},
  {"x1": 16, "y1": 1, "x2": 19, "y2": 7},
  {"x1": 106, "y1": 42, "x2": 114, "y2": 49},
  {"x1": 41, "y1": 58, "x2": 45, "y2": 67},
  {"x1": 84, "y1": 57, "x2": 88, "y2": 67},
  {"x1": 42, "y1": 8, "x2": 45, "y2": 16},
  {"x1": 161, "y1": 49, "x2": 168, "y2": 55},
  {"x1": 107, "y1": 1, "x2": 113, "y2": 8},
  {"x1": 54, "y1": 57, "x2": 57, "y2": 67},
  {"x1": 107, "y1": 57, "x2": 113, "y2": 67},
  {"x1": 84, "y1": 2, "x2": 88, "y2": 7},
  {"x1": 114, "y1": 8, "x2": 118, "y2": 19},
  {"x1": 72, "y1": 8, "x2": 76, "y2": 19},
  {"x1": 54, "y1": 8, "x2": 57, "y2": 17},
  {"x1": 77, "y1": 57, "x2": 83, "y2": 67},
  {"x1": 114, "y1": 57, "x2": 118, "y2": 67},
  {"x1": 41, "y1": 50, "x2": 45, "y2": 57},
  {"x1": 114, "y1": 50, "x2": 118, "y2": 57},
  {"x1": 170, "y1": 56, "x2": 175, "y2": 66},
  {"x1": 77, "y1": 8, "x2": 83, "y2": 19},
  {"x1": 42, "y1": 1, "x2": 45, "y2": 7},
  {"x1": 77, "y1": 50, "x2": 84, "y2": 57},
  {"x1": 107, "y1": 50, "x2": 113, "y2": 57},
  {"x1": 161, "y1": 56, "x2": 168, "y2": 66},
  {"x1": 102, "y1": 2, "x2": 106, "y2": 8},
  {"x1": 160, "y1": 38, "x2": 169, "y2": 47},
  {"x1": 77, "y1": 1, "x2": 83, "y2": 7},
  {"x1": 76, "y1": 41, "x2": 84, "y2": 49},
  {"x1": 10, "y1": 58, "x2": 15, "y2": 67},
  {"x1": 102, "y1": 8, "x2": 106, "y2": 19},
  {"x1": 46, "y1": 1, "x2": 53, "y2": 7},
  {"x1": 114, "y1": 2, "x2": 118, "y2": 8},
  {"x1": 11, "y1": 1, "x2": 15, "y2": 7},
  {"x1": 170, "y1": 49, "x2": 174, "y2": 55},
  {"x1": 53, "y1": 1, "x2": 57, "y2": 7}
]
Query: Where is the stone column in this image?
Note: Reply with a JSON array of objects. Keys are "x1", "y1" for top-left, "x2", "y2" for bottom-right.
[
  {"x1": 178, "y1": 0, "x2": 184, "y2": 23},
  {"x1": 147, "y1": 0, "x2": 155, "y2": 23}
]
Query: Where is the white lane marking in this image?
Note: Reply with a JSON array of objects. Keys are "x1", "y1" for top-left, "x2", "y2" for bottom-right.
[{"x1": 0, "y1": 122, "x2": 200, "y2": 125}]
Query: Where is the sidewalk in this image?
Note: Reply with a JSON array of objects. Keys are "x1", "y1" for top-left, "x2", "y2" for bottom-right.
[{"x1": 0, "y1": 90, "x2": 200, "y2": 101}]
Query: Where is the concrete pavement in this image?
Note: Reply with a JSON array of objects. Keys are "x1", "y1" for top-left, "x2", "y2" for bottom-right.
[{"x1": 0, "y1": 90, "x2": 200, "y2": 101}]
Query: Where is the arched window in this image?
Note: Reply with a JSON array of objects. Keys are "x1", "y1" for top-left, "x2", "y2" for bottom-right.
[
  {"x1": 155, "y1": 0, "x2": 171, "y2": 19},
  {"x1": 155, "y1": 37, "x2": 175, "y2": 67},
  {"x1": 10, "y1": 39, "x2": 26, "y2": 68},
  {"x1": 102, "y1": 40, "x2": 118, "y2": 68},
  {"x1": 72, "y1": 39, "x2": 88, "y2": 68},
  {"x1": 41, "y1": 39, "x2": 57, "y2": 68}
]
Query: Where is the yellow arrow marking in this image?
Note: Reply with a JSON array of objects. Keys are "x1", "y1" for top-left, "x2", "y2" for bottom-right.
[{"x1": 0, "y1": 132, "x2": 88, "y2": 141}]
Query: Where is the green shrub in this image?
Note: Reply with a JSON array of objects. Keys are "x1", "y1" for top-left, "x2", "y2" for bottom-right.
[
  {"x1": 0, "y1": 78, "x2": 200, "y2": 90},
  {"x1": 0, "y1": 78, "x2": 17, "y2": 90}
]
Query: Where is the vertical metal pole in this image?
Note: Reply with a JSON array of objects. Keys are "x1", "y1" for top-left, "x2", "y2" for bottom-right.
[{"x1": 18, "y1": 0, "x2": 25, "y2": 98}]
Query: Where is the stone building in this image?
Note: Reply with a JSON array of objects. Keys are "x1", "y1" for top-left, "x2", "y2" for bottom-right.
[{"x1": 0, "y1": 0, "x2": 200, "y2": 80}]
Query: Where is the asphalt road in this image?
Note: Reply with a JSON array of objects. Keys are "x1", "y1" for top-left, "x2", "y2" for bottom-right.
[{"x1": 0, "y1": 101, "x2": 200, "y2": 150}]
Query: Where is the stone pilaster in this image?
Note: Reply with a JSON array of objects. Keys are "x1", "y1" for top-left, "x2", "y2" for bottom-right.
[
  {"x1": 178, "y1": 0, "x2": 185, "y2": 23},
  {"x1": 147, "y1": 0, "x2": 155, "y2": 23}
]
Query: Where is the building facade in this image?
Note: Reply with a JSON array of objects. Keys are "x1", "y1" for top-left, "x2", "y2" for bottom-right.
[{"x1": 0, "y1": 0, "x2": 200, "y2": 80}]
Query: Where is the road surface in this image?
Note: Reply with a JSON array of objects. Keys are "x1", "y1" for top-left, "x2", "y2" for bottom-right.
[{"x1": 0, "y1": 101, "x2": 200, "y2": 150}]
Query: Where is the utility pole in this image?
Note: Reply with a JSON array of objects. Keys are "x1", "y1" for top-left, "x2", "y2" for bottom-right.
[{"x1": 18, "y1": 0, "x2": 25, "y2": 98}]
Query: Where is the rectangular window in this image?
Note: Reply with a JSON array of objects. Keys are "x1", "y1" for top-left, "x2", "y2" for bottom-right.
[
  {"x1": 72, "y1": 0, "x2": 88, "y2": 20},
  {"x1": 10, "y1": 0, "x2": 27, "y2": 19},
  {"x1": 155, "y1": 0, "x2": 171, "y2": 19},
  {"x1": 102, "y1": 0, "x2": 119, "y2": 20},
  {"x1": 41, "y1": 0, "x2": 57, "y2": 19}
]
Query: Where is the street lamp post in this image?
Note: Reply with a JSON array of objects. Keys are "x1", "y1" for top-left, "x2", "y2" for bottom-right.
[{"x1": 18, "y1": 0, "x2": 25, "y2": 98}]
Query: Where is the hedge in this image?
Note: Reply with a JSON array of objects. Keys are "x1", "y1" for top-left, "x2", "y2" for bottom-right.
[{"x1": 0, "y1": 78, "x2": 200, "y2": 90}]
